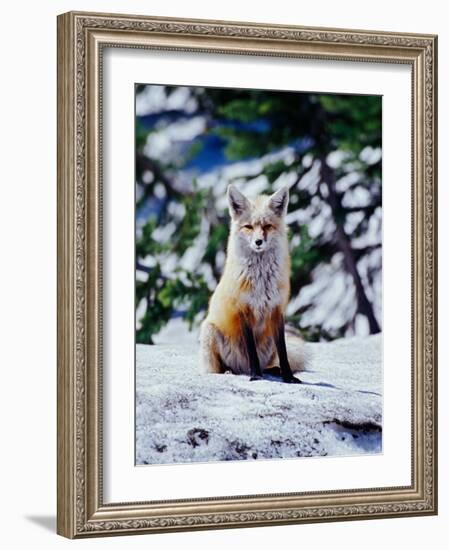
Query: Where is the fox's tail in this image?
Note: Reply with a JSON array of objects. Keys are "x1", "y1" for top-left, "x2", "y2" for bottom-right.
[{"x1": 285, "y1": 326, "x2": 309, "y2": 373}]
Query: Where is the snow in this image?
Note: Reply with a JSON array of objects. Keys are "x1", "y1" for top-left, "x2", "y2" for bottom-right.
[
  {"x1": 360, "y1": 146, "x2": 382, "y2": 165},
  {"x1": 136, "y1": 334, "x2": 382, "y2": 466},
  {"x1": 143, "y1": 116, "x2": 206, "y2": 164},
  {"x1": 180, "y1": 216, "x2": 210, "y2": 272},
  {"x1": 136, "y1": 85, "x2": 198, "y2": 116},
  {"x1": 152, "y1": 317, "x2": 199, "y2": 345}
]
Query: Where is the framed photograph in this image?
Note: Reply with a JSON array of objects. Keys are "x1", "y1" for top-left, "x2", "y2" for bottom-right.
[{"x1": 57, "y1": 11, "x2": 438, "y2": 538}]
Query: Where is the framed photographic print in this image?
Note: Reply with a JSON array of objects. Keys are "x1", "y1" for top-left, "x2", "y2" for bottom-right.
[{"x1": 57, "y1": 11, "x2": 438, "y2": 538}]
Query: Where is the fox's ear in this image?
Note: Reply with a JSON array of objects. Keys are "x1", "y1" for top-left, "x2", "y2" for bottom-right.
[
  {"x1": 227, "y1": 185, "x2": 250, "y2": 219},
  {"x1": 269, "y1": 186, "x2": 289, "y2": 217}
]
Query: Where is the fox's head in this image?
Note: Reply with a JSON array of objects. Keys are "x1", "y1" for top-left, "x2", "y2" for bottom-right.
[{"x1": 227, "y1": 185, "x2": 289, "y2": 254}]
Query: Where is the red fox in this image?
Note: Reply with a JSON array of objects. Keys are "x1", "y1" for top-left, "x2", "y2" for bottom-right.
[{"x1": 200, "y1": 185, "x2": 305, "y2": 383}]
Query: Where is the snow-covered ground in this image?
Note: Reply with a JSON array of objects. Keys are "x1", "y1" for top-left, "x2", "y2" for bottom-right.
[{"x1": 136, "y1": 335, "x2": 382, "y2": 465}]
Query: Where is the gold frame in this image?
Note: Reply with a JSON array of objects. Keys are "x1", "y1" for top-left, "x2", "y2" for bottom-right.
[{"x1": 57, "y1": 11, "x2": 438, "y2": 539}]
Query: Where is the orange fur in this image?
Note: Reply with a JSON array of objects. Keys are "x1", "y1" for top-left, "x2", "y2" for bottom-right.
[{"x1": 200, "y1": 185, "x2": 306, "y2": 376}]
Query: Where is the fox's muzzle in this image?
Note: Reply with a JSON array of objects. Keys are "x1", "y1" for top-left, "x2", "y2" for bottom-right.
[{"x1": 251, "y1": 229, "x2": 266, "y2": 252}]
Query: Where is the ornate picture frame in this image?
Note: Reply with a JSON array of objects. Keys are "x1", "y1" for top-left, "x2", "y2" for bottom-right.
[{"x1": 57, "y1": 11, "x2": 437, "y2": 538}]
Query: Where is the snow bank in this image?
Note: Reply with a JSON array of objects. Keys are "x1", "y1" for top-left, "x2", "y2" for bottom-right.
[{"x1": 136, "y1": 335, "x2": 382, "y2": 465}]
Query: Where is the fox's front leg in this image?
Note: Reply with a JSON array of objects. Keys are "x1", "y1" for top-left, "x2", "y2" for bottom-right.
[
  {"x1": 241, "y1": 318, "x2": 263, "y2": 381},
  {"x1": 272, "y1": 310, "x2": 302, "y2": 384}
]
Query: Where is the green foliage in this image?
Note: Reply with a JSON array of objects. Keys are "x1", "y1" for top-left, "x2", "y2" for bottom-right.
[
  {"x1": 136, "y1": 267, "x2": 210, "y2": 344},
  {"x1": 203, "y1": 223, "x2": 229, "y2": 265},
  {"x1": 136, "y1": 219, "x2": 167, "y2": 257},
  {"x1": 213, "y1": 126, "x2": 270, "y2": 160},
  {"x1": 290, "y1": 226, "x2": 321, "y2": 275},
  {"x1": 317, "y1": 94, "x2": 382, "y2": 153},
  {"x1": 173, "y1": 189, "x2": 208, "y2": 255},
  {"x1": 263, "y1": 161, "x2": 294, "y2": 185},
  {"x1": 135, "y1": 265, "x2": 172, "y2": 345}
]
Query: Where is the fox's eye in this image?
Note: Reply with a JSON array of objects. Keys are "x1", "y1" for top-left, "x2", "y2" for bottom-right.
[
  {"x1": 243, "y1": 224, "x2": 253, "y2": 230},
  {"x1": 263, "y1": 224, "x2": 273, "y2": 231}
]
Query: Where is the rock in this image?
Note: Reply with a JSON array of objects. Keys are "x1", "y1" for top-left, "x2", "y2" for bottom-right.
[{"x1": 136, "y1": 335, "x2": 382, "y2": 465}]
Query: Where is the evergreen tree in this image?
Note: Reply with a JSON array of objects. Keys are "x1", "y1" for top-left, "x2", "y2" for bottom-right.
[{"x1": 135, "y1": 85, "x2": 382, "y2": 343}]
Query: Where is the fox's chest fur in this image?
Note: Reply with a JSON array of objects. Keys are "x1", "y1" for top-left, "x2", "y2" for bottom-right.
[
  {"x1": 203, "y1": 243, "x2": 290, "y2": 375},
  {"x1": 237, "y1": 249, "x2": 288, "y2": 320}
]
